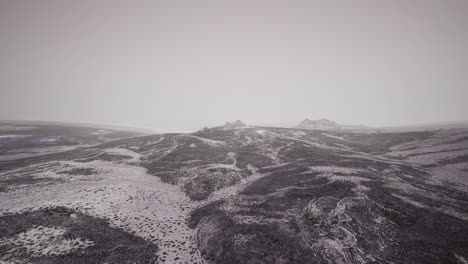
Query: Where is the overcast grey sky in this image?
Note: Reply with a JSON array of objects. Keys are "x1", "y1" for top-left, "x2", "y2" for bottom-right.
[{"x1": 1, "y1": 0, "x2": 467, "y2": 130}]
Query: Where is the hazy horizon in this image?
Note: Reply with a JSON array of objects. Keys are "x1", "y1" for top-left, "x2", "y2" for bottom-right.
[{"x1": 1, "y1": 0, "x2": 467, "y2": 131}]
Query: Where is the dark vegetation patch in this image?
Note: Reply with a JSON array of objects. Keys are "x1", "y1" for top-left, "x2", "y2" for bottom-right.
[
  {"x1": 405, "y1": 148, "x2": 468, "y2": 158},
  {"x1": 0, "y1": 161, "x2": 68, "y2": 191},
  {"x1": 282, "y1": 180, "x2": 357, "y2": 200},
  {"x1": 280, "y1": 143, "x2": 339, "y2": 163},
  {"x1": 194, "y1": 178, "x2": 468, "y2": 264},
  {"x1": 182, "y1": 169, "x2": 242, "y2": 200},
  {"x1": 197, "y1": 213, "x2": 317, "y2": 264},
  {"x1": 235, "y1": 147, "x2": 276, "y2": 169},
  {"x1": 0, "y1": 136, "x2": 78, "y2": 155},
  {"x1": 0, "y1": 175, "x2": 62, "y2": 192},
  {"x1": 192, "y1": 128, "x2": 238, "y2": 142},
  {"x1": 57, "y1": 167, "x2": 99, "y2": 176},
  {"x1": 241, "y1": 170, "x2": 322, "y2": 195},
  {"x1": 188, "y1": 200, "x2": 225, "y2": 228},
  {"x1": 432, "y1": 154, "x2": 468, "y2": 166},
  {"x1": 364, "y1": 181, "x2": 468, "y2": 264},
  {"x1": 2, "y1": 125, "x2": 467, "y2": 263},
  {"x1": 0, "y1": 122, "x2": 142, "y2": 172},
  {"x1": 136, "y1": 134, "x2": 177, "y2": 153},
  {"x1": 334, "y1": 157, "x2": 391, "y2": 171},
  {"x1": 335, "y1": 131, "x2": 434, "y2": 154},
  {"x1": 78, "y1": 153, "x2": 132, "y2": 162},
  {"x1": 0, "y1": 123, "x2": 140, "y2": 155},
  {"x1": 0, "y1": 149, "x2": 101, "y2": 173},
  {"x1": 0, "y1": 207, "x2": 158, "y2": 264},
  {"x1": 160, "y1": 143, "x2": 229, "y2": 163},
  {"x1": 446, "y1": 135, "x2": 468, "y2": 145}
]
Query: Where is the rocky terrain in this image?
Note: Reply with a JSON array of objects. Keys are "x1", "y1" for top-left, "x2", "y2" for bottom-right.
[
  {"x1": 0, "y1": 121, "x2": 142, "y2": 163},
  {"x1": 1, "y1": 121, "x2": 468, "y2": 263},
  {"x1": 297, "y1": 118, "x2": 367, "y2": 131}
]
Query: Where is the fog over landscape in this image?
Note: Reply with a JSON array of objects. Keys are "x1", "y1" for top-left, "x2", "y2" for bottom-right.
[
  {"x1": 1, "y1": 0, "x2": 468, "y2": 131},
  {"x1": 1, "y1": 1, "x2": 468, "y2": 264}
]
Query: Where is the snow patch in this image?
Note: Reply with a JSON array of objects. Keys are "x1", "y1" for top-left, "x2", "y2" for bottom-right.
[
  {"x1": 392, "y1": 193, "x2": 427, "y2": 208},
  {"x1": 455, "y1": 254, "x2": 468, "y2": 264},
  {"x1": 40, "y1": 138, "x2": 57, "y2": 142},
  {"x1": 0, "y1": 135, "x2": 32, "y2": 139},
  {"x1": 304, "y1": 166, "x2": 365, "y2": 175},
  {"x1": 189, "y1": 136, "x2": 225, "y2": 146},
  {"x1": 0, "y1": 226, "x2": 93, "y2": 258},
  {"x1": 0, "y1": 152, "x2": 204, "y2": 263},
  {"x1": 91, "y1": 130, "x2": 111, "y2": 135}
]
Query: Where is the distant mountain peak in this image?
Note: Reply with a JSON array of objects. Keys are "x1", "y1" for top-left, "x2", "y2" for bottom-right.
[
  {"x1": 297, "y1": 118, "x2": 369, "y2": 131},
  {"x1": 224, "y1": 120, "x2": 246, "y2": 129},
  {"x1": 298, "y1": 118, "x2": 338, "y2": 130}
]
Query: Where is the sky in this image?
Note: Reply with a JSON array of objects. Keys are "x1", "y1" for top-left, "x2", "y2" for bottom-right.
[{"x1": 1, "y1": 0, "x2": 467, "y2": 131}]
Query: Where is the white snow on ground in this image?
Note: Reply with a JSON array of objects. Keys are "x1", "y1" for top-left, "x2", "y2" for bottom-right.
[
  {"x1": 333, "y1": 143, "x2": 352, "y2": 151},
  {"x1": 189, "y1": 136, "x2": 225, "y2": 146},
  {"x1": 455, "y1": 253, "x2": 468, "y2": 264},
  {"x1": 252, "y1": 135, "x2": 283, "y2": 164},
  {"x1": 391, "y1": 194, "x2": 427, "y2": 208},
  {"x1": 384, "y1": 132, "x2": 468, "y2": 164},
  {"x1": 256, "y1": 130, "x2": 265, "y2": 134},
  {"x1": 0, "y1": 226, "x2": 94, "y2": 259},
  {"x1": 383, "y1": 174, "x2": 425, "y2": 195},
  {"x1": 233, "y1": 234, "x2": 256, "y2": 246},
  {"x1": 279, "y1": 133, "x2": 416, "y2": 167},
  {"x1": 0, "y1": 148, "x2": 205, "y2": 264},
  {"x1": 390, "y1": 129, "x2": 468, "y2": 152},
  {"x1": 231, "y1": 215, "x2": 264, "y2": 225},
  {"x1": 291, "y1": 131, "x2": 306, "y2": 137},
  {"x1": 39, "y1": 138, "x2": 57, "y2": 142},
  {"x1": 207, "y1": 170, "x2": 266, "y2": 203},
  {"x1": 0, "y1": 146, "x2": 89, "y2": 162},
  {"x1": 304, "y1": 166, "x2": 365, "y2": 175},
  {"x1": 406, "y1": 149, "x2": 468, "y2": 165},
  {"x1": 386, "y1": 141, "x2": 468, "y2": 159},
  {"x1": 91, "y1": 130, "x2": 111, "y2": 135},
  {"x1": 301, "y1": 166, "x2": 371, "y2": 194},
  {"x1": 378, "y1": 129, "x2": 468, "y2": 195},
  {"x1": 101, "y1": 147, "x2": 141, "y2": 162},
  {"x1": 182, "y1": 152, "x2": 241, "y2": 174},
  {"x1": 204, "y1": 169, "x2": 273, "y2": 224},
  {"x1": 0, "y1": 126, "x2": 35, "y2": 131},
  {"x1": 430, "y1": 163, "x2": 468, "y2": 192},
  {"x1": 325, "y1": 173, "x2": 370, "y2": 185},
  {"x1": 382, "y1": 170, "x2": 468, "y2": 221},
  {"x1": 263, "y1": 146, "x2": 283, "y2": 164},
  {"x1": 145, "y1": 137, "x2": 165, "y2": 146},
  {"x1": 204, "y1": 163, "x2": 241, "y2": 171},
  {"x1": 304, "y1": 196, "x2": 369, "y2": 263},
  {"x1": 261, "y1": 162, "x2": 290, "y2": 169},
  {"x1": 243, "y1": 136, "x2": 253, "y2": 145},
  {"x1": 0, "y1": 135, "x2": 32, "y2": 139},
  {"x1": 144, "y1": 137, "x2": 180, "y2": 161},
  {"x1": 213, "y1": 152, "x2": 241, "y2": 171},
  {"x1": 381, "y1": 129, "x2": 468, "y2": 192},
  {"x1": 320, "y1": 173, "x2": 371, "y2": 194},
  {"x1": 321, "y1": 133, "x2": 350, "y2": 142}
]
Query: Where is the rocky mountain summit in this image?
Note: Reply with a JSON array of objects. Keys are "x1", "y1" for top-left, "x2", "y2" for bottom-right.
[
  {"x1": 298, "y1": 118, "x2": 368, "y2": 131},
  {"x1": 298, "y1": 118, "x2": 339, "y2": 130},
  {"x1": 224, "y1": 120, "x2": 246, "y2": 129}
]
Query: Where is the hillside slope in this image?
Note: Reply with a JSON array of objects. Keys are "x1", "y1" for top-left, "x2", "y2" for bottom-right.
[{"x1": 1, "y1": 125, "x2": 468, "y2": 263}]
